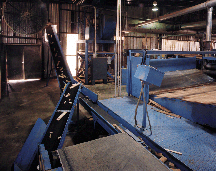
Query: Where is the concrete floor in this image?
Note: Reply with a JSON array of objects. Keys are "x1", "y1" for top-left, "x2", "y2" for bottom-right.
[{"x1": 0, "y1": 79, "x2": 127, "y2": 171}]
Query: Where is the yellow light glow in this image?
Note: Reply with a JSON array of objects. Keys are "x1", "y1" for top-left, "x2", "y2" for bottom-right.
[
  {"x1": 45, "y1": 25, "x2": 57, "y2": 42},
  {"x1": 9, "y1": 79, "x2": 40, "y2": 83},
  {"x1": 66, "y1": 34, "x2": 79, "y2": 76},
  {"x1": 114, "y1": 36, "x2": 125, "y2": 40}
]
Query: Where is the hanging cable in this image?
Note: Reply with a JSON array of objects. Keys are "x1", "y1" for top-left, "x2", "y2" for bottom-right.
[
  {"x1": 143, "y1": 90, "x2": 152, "y2": 136},
  {"x1": 134, "y1": 81, "x2": 143, "y2": 127},
  {"x1": 134, "y1": 81, "x2": 152, "y2": 135}
]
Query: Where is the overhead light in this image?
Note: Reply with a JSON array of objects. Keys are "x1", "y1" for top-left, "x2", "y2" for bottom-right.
[
  {"x1": 9, "y1": 79, "x2": 40, "y2": 83},
  {"x1": 146, "y1": 18, "x2": 151, "y2": 20},
  {"x1": 122, "y1": 30, "x2": 130, "y2": 33},
  {"x1": 152, "y1": 6, "x2": 158, "y2": 11},
  {"x1": 152, "y1": 1, "x2": 158, "y2": 12},
  {"x1": 153, "y1": 1, "x2": 157, "y2": 6}
]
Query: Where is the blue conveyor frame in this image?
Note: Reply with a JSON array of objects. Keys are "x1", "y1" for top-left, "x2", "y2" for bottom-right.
[
  {"x1": 127, "y1": 49, "x2": 216, "y2": 98},
  {"x1": 15, "y1": 30, "x2": 216, "y2": 171}
]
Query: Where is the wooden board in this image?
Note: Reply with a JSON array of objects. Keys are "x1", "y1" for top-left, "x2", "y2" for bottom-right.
[{"x1": 153, "y1": 82, "x2": 216, "y2": 105}]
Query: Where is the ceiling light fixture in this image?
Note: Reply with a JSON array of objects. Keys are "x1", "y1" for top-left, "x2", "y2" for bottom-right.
[
  {"x1": 152, "y1": 7, "x2": 158, "y2": 11},
  {"x1": 153, "y1": 1, "x2": 157, "y2": 6},
  {"x1": 152, "y1": 1, "x2": 158, "y2": 12}
]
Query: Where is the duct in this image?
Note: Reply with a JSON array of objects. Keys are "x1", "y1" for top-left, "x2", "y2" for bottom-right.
[
  {"x1": 206, "y1": 7, "x2": 213, "y2": 42},
  {"x1": 137, "y1": 0, "x2": 216, "y2": 26},
  {"x1": 128, "y1": 28, "x2": 197, "y2": 35},
  {"x1": 181, "y1": 19, "x2": 216, "y2": 30},
  {"x1": 205, "y1": 7, "x2": 213, "y2": 50},
  {"x1": 94, "y1": 6, "x2": 97, "y2": 58}
]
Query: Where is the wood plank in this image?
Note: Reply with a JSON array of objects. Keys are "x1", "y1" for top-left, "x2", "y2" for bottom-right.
[
  {"x1": 149, "y1": 99, "x2": 171, "y2": 113},
  {"x1": 154, "y1": 84, "x2": 216, "y2": 105}
]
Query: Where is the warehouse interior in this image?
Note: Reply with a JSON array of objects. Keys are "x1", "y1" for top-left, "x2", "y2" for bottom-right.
[{"x1": 1, "y1": 0, "x2": 216, "y2": 171}]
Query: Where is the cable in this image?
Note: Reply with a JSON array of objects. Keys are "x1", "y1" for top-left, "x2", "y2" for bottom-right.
[
  {"x1": 143, "y1": 93, "x2": 152, "y2": 135},
  {"x1": 134, "y1": 81, "x2": 152, "y2": 135},
  {"x1": 134, "y1": 82, "x2": 143, "y2": 127}
]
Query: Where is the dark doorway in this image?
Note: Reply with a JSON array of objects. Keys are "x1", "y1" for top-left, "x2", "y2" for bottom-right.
[
  {"x1": 6, "y1": 45, "x2": 41, "y2": 80},
  {"x1": 7, "y1": 46, "x2": 24, "y2": 80}
]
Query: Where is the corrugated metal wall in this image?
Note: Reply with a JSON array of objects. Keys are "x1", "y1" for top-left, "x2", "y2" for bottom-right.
[
  {"x1": 48, "y1": 3, "x2": 80, "y2": 55},
  {"x1": 162, "y1": 39, "x2": 200, "y2": 51},
  {"x1": 124, "y1": 32, "x2": 159, "y2": 50}
]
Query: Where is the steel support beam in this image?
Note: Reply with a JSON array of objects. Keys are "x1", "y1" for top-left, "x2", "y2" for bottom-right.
[
  {"x1": 206, "y1": 7, "x2": 213, "y2": 50},
  {"x1": 137, "y1": 0, "x2": 216, "y2": 26}
]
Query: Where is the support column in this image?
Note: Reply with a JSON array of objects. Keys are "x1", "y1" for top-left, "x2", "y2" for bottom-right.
[
  {"x1": 85, "y1": 41, "x2": 88, "y2": 84},
  {"x1": 94, "y1": 7, "x2": 97, "y2": 58},
  {"x1": 206, "y1": 7, "x2": 213, "y2": 51},
  {"x1": 142, "y1": 83, "x2": 149, "y2": 129}
]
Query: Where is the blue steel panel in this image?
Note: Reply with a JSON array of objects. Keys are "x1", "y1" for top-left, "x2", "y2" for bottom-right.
[
  {"x1": 146, "y1": 50, "x2": 216, "y2": 55},
  {"x1": 14, "y1": 164, "x2": 22, "y2": 171},
  {"x1": 14, "y1": 118, "x2": 46, "y2": 171},
  {"x1": 131, "y1": 57, "x2": 143, "y2": 99},
  {"x1": 99, "y1": 96, "x2": 216, "y2": 171},
  {"x1": 121, "y1": 68, "x2": 127, "y2": 85},
  {"x1": 203, "y1": 57, "x2": 216, "y2": 60},
  {"x1": 81, "y1": 86, "x2": 98, "y2": 103},
  {"x1": 107, "y1": 71, "x2": 114, "y2": 79},
  {"x1": 134, "y1": 65, "x2": 164, "y2": 87},
  {"x1": 126, "y1": 56, "x2": 130, "y2": 95},
  {"x1": 101, "y1": 17, "x2": 116, "y2": 40},
  {"x1": 149, "y1": 57, "x2": 196, "y2": 72},
  {"x1": 52, "y1": 167, "x2": 63, "y2": 171},
  {"x1": 128, "y1": 56, "x2": 196, "y2": 99},
  {"x1": 39, "y1": 144, "x2": 52, "y2": 170},
  {"x1": 97, "y1": 99, "x2": 191, "y2": 171},
  {"x1": 150, "y1": 95, "x2": 216, "y2": 128}
]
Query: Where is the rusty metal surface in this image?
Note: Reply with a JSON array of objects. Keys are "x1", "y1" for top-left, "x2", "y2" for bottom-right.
[{"x1": 58, "y1": 133, "x2": 170, "y2": 171}]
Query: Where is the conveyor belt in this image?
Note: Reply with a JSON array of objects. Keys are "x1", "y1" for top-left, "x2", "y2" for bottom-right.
[
  {"x1": 40, "y1": 26, "x2": 82, "y2": 152},
  {"x1": 58, "y1": 133, "x2": 170, "y2": 171},
  {"x1": 150, "y1": 69, "x2": 214, "y2": 93},
  {"x1": 46, "y1": 25, "x2": 76, "y2": 92},
  {"x1": 41, "y1": 83, "x2": 80, "y2": 152}
]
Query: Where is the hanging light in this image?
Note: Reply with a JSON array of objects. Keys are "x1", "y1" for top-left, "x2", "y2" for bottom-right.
[{"x1": 152, "y1": 1, "x2": 158, "y2": 12}]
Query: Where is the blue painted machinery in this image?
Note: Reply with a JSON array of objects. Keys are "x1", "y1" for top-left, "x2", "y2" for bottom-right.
[
  {"x1": 13, "y1": 25, "x2": 93, "y2": 171},
  {"x1": 134, "y1": 64, "x2": 164, "y2": 129},
  {"x1": 13, "y1": 28, "x2": 216, "y2": 171},
  {"x1": 127, "y1": 49, "x2": 216, "y2": 98},
  {"x1": 127, "y1": 49, "x2": 216, "y2": 128},
  {"x1": 76, "y1": 40, "x2": 116, "y2": 84}
]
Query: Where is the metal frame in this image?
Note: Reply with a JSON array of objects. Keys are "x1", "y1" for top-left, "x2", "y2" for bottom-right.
[
  {"x1": 58, "y1": 83, "x2": 82, "y2": 149},
  {"x1": 127, "y1": 49, "x2": 216, "y2": 96},
  {"x1": 76, "y1": 40, "x2": 116, "y2": 84},
  {"x1": 14, "y1": 118, "x2": 47, "y2": 171},
  {"x1": 79, "y1": 97, "x2": 120, "y2": 135}
]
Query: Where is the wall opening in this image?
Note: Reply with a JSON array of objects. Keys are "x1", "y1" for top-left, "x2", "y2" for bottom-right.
[{"x1": 66, "y1": 34, "x2": 78, "y2": 76}]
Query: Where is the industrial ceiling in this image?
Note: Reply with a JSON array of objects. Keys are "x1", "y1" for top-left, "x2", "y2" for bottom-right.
[{"x1": 3, "y1": 0, "x2": 216, "y2": 34}]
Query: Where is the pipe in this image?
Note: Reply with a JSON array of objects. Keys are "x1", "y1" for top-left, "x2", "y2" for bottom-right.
[
  {"x1": 181, "y1": 19, "x2": 216, "y2": 29},
  {"x1": 205, "y1": 7, "x2": 213, "y2": 51},
  {"x1": 138, "y1": 0, "x2": 216, "y2": 26},
  {"x1": 206, "y1": 7, "x2": 213, "y2": 42},
  {"x1": 129, "y1": 28, "x2": 197, "y2": 35},
  {"x1": 94, "y1": 6, "x2": 97, "y2": 58}
]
